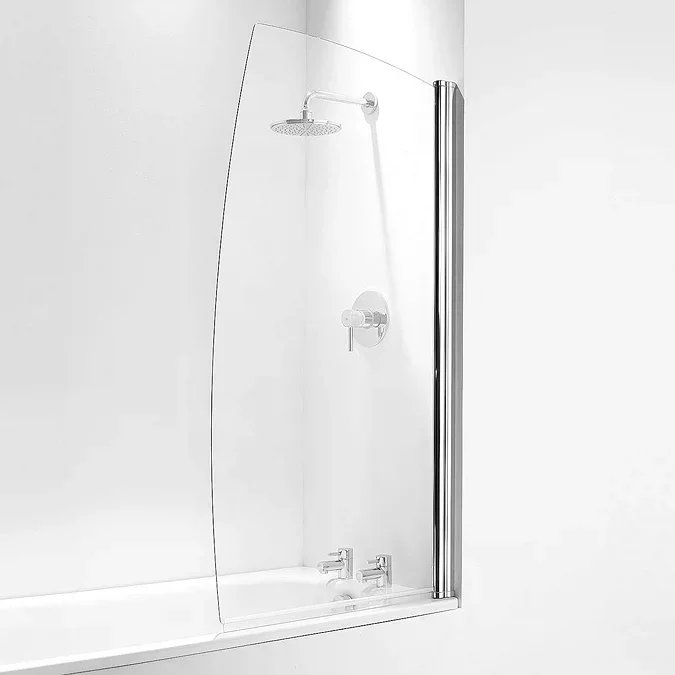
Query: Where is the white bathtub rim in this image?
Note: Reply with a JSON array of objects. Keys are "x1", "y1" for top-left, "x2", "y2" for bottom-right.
[{"x1": 1, "y1": 597, "x2": 458, "y2": 675}]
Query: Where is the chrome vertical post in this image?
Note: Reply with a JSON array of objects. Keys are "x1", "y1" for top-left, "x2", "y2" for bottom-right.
[{"x1": 433, "y1": 80, "x2": 463, "y2": 604}]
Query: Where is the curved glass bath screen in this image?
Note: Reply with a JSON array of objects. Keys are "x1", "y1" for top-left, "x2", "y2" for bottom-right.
[{"x1": 211, "y1": 24, "x2": 453, "y2": 631}]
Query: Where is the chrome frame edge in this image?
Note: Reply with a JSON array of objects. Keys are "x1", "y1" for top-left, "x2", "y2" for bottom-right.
[{"x1": 432, "y1": 80, "x2": 463, "y2": 605}]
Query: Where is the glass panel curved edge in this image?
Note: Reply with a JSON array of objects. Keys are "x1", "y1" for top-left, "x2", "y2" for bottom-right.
[{"x1": 210, "y1": 22, "x2": 459, "y2": 634}]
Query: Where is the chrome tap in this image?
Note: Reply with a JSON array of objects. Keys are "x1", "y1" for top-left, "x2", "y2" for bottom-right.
[
  {"x1": 317, "y1": 548, "x2": 354, "y2": 579},
  {"x1": 356, "y1": 554, "x2": 392, "y2": 588}
]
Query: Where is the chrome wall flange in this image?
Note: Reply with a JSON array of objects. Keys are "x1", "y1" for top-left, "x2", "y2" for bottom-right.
[{"x1": 361, "y1": 92, "x2": 378, "y2": 114}]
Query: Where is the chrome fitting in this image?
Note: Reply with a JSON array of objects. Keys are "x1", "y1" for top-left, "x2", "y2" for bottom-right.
[
  {"x1": 317, "y1": 547, "x2": 354, "y2": 580},
  {"x1": 356, "y1": 554, "x2": 392, "y2": 588}
]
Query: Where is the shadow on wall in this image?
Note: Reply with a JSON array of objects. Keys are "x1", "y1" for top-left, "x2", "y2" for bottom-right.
[{"x1": 366, "y1": 108, "x2": 400, "y2": 330}]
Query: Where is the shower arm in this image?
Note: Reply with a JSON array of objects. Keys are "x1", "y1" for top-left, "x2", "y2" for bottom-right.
[{"x1": 302, "y1": 90, "x2": 378, "y2": 115}]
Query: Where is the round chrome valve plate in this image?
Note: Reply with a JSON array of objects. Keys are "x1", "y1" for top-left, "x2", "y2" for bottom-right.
[{"x1": 352, "y1": 290, "x2": 389, "y2": 348}]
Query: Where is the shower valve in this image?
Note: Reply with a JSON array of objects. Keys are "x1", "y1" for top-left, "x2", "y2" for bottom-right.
[{"x1": 341, "y1": 291, "x2": 390, "y2": 352}]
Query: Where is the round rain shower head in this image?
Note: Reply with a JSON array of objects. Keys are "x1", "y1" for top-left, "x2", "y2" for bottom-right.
[
  {"x1": 271, "y1": 91, "x2": 376, "y2": 137},
  {"x1": 270, "y1": 115, "x2": 341, "y2": 137}
]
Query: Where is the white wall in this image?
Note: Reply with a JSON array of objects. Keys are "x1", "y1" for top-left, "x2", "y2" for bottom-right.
[
  {"x1": 307, "y1": 1, "x2": 675, "y2": 673},
  {"x1": 0, "y1": 0, "x2": 464, "y2": 604},
  {"x1": 211, "y1": 24, "x2": 307, "y2": 576},
  {"x1": 307, "y1": 0, "x2": 463, "y2": 86},
  {"x1": 302, "y1": 37, "x2": 435, "y2": 589},
  {"x1": 0, "y1": 1, "x2": 305, "y2": 600},
  {"x1": 456, "y1": 1, "x2": 675, "y2": 672}
]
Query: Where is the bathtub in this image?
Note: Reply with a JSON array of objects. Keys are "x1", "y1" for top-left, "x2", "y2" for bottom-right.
[{"x1": 0, "y1": 567, "x2": 456, "y2": 675}]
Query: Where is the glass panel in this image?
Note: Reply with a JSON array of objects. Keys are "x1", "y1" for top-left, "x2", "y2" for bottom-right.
[{"x1": 211, "y1": 24, "x2": 435, "y2": 630}]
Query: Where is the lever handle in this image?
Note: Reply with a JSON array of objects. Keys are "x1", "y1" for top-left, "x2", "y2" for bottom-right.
[
  {"x1": 367, "y1": 555, "x2": 389, "y2": 568},
  {"x1": 342, "y1": 310, "x2": 369, "y2": 352}
]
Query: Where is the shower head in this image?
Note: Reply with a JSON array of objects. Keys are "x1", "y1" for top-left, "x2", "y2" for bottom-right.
[
  {"x1": 270, "y1": 90, "x2": 377, "y2": 137},
  {"x1": 270, "y1": 109, "x2": 341, "y2": 136}
]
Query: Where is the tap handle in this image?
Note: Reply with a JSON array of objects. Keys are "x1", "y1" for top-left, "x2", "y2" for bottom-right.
[
  {"x1": 329, "y1": 548, "x2": 352, "y2": 559},
  {"x1": 341, "y1": 309, "x2": 373, "y2": 328},
  {"x1": 368, "y1": 554, "x2": 391, "y2": 569}
]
